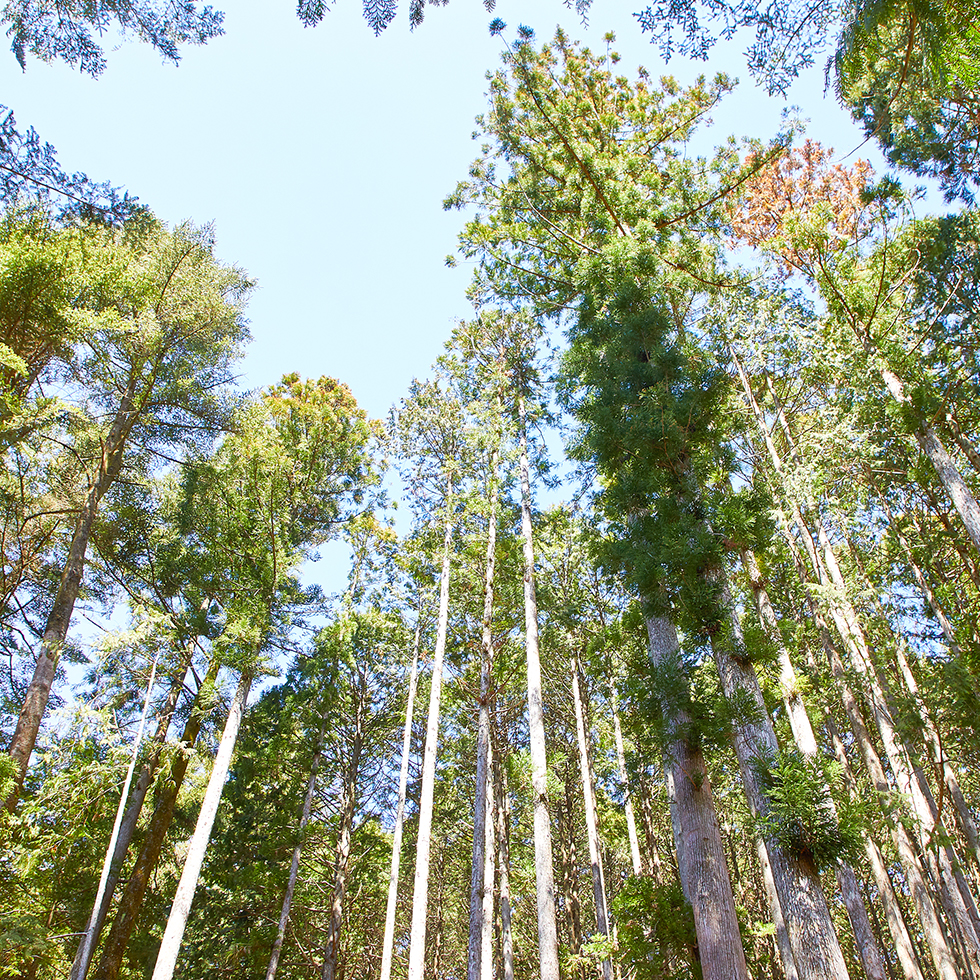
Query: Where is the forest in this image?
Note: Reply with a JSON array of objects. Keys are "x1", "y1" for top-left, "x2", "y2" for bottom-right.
[{"x1": 1, "y1": 0, "x2": 979, "y2": 979}]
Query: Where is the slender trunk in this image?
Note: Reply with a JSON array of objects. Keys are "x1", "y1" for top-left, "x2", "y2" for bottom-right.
[
  {"x1": 516, "y1": 391, "x2": 560, "y2": 980},
  {"x1": 265, "y1": 717, "x2": 328, "y2": 980},
  {"x1": 481, "y1": 751, "x2": 495, "y2": 980},
  {"x1": 94, "y1": 659, "x2": 220, "y2": 980},
  {"x1": 558, "y1": 762, "x2": 584, "y2": 956},
  {"x1": 610, "y1": 683, "x2": 642, "y2": 875},
  {"x1": 824, "y1": 710, "x2": 926, "y2": 980},
  {"x1": 875, "y1": 359, "x2": 980, "y2": 553},
  {"x1": 6, "y1": 373, "x2": 139, "y2": 807},
  {"x1": 469, "y1": 438, "x2": 501, "y2": 980},
  {"x1": 710, "y1": 570, "x2": 850, "y2": 980},
  {"x1": 646, "y1": 614, "x2": 750, "y2": 980},
  {"x1": 741, "y1": 549, "x2": 888, "y2": 980},
  {"x1": 71, "y1": 655, "x2": 159, "y2": 980},
  {"x1": 876, "y1": 487, "x2": 961, "y2": 654},
  {"x1": 151, "y1": 669, "x2": 252, "y2": 980},
  {"x1": 407, "y1": 481, "x2": 454, "y2": 980},
  {"x1": 380, "y1": 620, "x2": 422, "y2": 980},
  {"x1": 72, "y1": 652, "x2": 190, "y2": 980},
  {"x1": 321, "y1": 724, "x2": 363, "y2": 980},
  {"x1": 570, "y1": 653, "x2": 612, "y2": 980},
  {"x1": 945, "y1": 412, "x2": 980, "y2": 473},
  {"x1": 740, "y1": 354, "x2": 960, "y2": 979},
  {"x1": 494, "y1": 731, "x2": 514, "y2": 980}
]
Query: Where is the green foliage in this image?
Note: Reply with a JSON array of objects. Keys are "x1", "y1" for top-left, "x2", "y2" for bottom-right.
[
  {"x1": 611, "y1": 876, "x2": 701, "y2": 980},
  {"x1": 751, "y1": 748, "x2": 865, "y2": 869}
]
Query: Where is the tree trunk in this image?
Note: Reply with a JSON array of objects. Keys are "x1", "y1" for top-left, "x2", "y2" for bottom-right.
[
  {"x1": 72, "y1": 651, "x2": 190, "y2": 980},
  {"x1": 494, "y1": 730, "x2": 514, "y2": 980},
  {"x1": 570, "y1": 652, "x2": 612, "y2": 980},
  {"x1": 709, "y1": 570, "x2": 850, "y2": 980},
  {"x1": 468, "y1": 437, "x2": 501, "y2": 980},
  {"x1": 6, "y1": 371, "x2": 139, "y2": 807},
  {"x1": 380, "y1": 619, "x2": 422, "y2": 980},
  {"x1": 407, "y1": 479, "x2": 454, "y2": 980},
  {"x1": 94, "y1": 658, "x2": 220, "y2": 980},
  {"x1": 481, "y1": 751, "x2": 495, "y2": 980},
  {"x1": 321, "y1": 724, "x2": 363, "y2": 980},
  {"x1": 646, "y1": 613, "x2": 751, "y2": 980},
  {"x1": 741, "y1": 549, "x2": 888, "y2": 980},
  {"x1": 516, "y1": 391, "x2": 560, "y2": 980},
  {"x1": 71, "y1": 655, "x2": 159, "y2": 980},
  {"x1": 151, "y1": 669, "x2": 252, "y2": 980},
  {"x1": 610, "y1": 682, "x2": 642, "y2": 875},
  {"x1": 265, "y1": 716, "x2": 328, "y2": 980}
]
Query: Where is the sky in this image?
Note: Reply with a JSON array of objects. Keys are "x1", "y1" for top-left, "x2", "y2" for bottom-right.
[
  {"x1": 0, "y1": 0, "x2": 890, "y2": 425},
  {"x1": 0, "y1": 0, "x2": 897, "y2": 621}
]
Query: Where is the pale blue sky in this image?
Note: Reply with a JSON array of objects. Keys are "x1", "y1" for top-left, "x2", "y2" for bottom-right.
[{"x1": 1, "y1": 0, "x2": 887, "y2": 425}]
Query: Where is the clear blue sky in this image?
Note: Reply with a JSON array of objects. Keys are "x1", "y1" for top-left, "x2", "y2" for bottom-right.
[{"x1": 1, "y1": 0, "x2": 887, "y2": 424}]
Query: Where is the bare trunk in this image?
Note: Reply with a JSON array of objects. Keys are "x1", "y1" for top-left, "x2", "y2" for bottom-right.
[
  {"x1": 570, "y1": 653, "x2": 612, "y2": 980},
  {"x1": 72, "y1": 653, "x2": 190, "y2": 980},
  {"x1": 407, "y1": 482, "x2": 454, "y2": 980},
  {"x1": 321, "y1": 732, "x2": 362, "y2": 980},
  {"x1": 709, "y1": 569, "x2": 850, "y2": 980},
  {"x1": 265, "y1": 718, "x2": 327, "y2": 980},
  {"x1": 380, "y1": 620, "x2": 422, "y2": 980},
  {"x1": 481, "y1": 751, "x2": 495, "y2": 980},
  {"x1": 151, "y1": 669, "x2": 252, "y2": 980},
  {"x1": 517, "y1": 392, "x2": 560, "y2": 980},
  {"x1": 646, "y1": 614, "x2": 750, "y2": 980},
  {"x1": 494, "y1": 733, "x2": 514, "y2": 980},
  {"x1": 741, "y1": 549, "x2": 887, "y2": 980},
  {"x1": 469, "y1": 438, "x2": 501, "y2": 980},
  {"x1": 610, "y1": 682, "x2": 642, "y2": 875},
  {"x1": 71, "y1": 655, "x2": 159, "y2": 980},
  {"x1": 94, "y1": 659, "x2": 220, "y2": 980},
  {"x1": 6, "y1": 374, "x2": 139, "y2": 806}
]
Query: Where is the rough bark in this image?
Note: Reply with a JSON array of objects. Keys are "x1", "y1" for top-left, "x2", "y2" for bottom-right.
[
  {"x1": 407, "y1": 482, "x2": 453, "y2": 980},
  {"x1": 741, "y1": 549, "x2": 888, "y2": 980},
  {"x1": 151, "y1": 669, "x2": 253, "y2": 980},
  {"x1": 709, "y1": 570, "x2": 850, "y2": 980},
  {"x1": 646, "y1": 614, "x2": 751, "y2": 980},
  {"x1": 517, "y1": 391, "x2": 560, "y2": 980},
  {"x1": 380, "y1": 620, "x2": 421, "y2": 980},
  {"x1": 494, "y1": 732, "x2": 514, "y2": 980}
]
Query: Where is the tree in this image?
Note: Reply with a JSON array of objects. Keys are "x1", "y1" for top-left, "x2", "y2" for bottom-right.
[{"x1": 5, "y1": 219, "x2": 251, "y2": 808}]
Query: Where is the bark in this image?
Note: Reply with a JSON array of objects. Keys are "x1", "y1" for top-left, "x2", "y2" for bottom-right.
[
  {"x1": 646, "y1": 614, "x2": 750, "y2": 980},
  {"x1": 380, "y1": 620, "x2": 421, "y2": 980},
  {"x1": 151, "y1": 668, "x2": 253, "y2": 980},
  {"x1": 876, "y1": 360, "x2": 980, "y2": 554},
  {"x1": 570, "y1": 653, "x2": 612, "y2": 980},
  {"x1": 741, "y1": 549, "x2": 888, "y2": 980},
  {"x1": 610, "y1": 682, "x2": 642, "y2": 875},
  {"x1": 94, "y1": 659, "x2": 220, "y2": 980},
  {"x1": 6, "y1": 371, "x2": 140, "y2": 807},
  {"x1": 321, "y1": 716, "x2": 363, "y2": 980},
  {"x1": 468, "y1": 437, "x2": 501, "y2": 980},
  {"x1": 481, "y1": 752, "x2": 495, "y2": 980},
  {"x1": 516, "y1": 391, "x2": 560, "y2": 980},
  {"x1": 778, "y1": 510, "x2": 954, "y2": 980},
  {"x1": 71, "y1": 652, "x2": 190, "y2": 980},
  {"x1": 494, "y1": 732, "x2": 514, "y2": 980},
  {"x1": 71, "y1": 655, "x2": 159, "y2": 980},
  {"x1": 740, "y1": 354, "x2": 959, "y2": 979},
  {"x1": 709, "y1": 570, "x2": 850, "y2": 980},
  {"x1": 946, "y1": 411, "x2": 980, "y2": 473},
  {"x1": 407, "y1": 480, "x2": 453, "y2": 980},
  {"x1": 265, "y1": 717, "x2": 328, "y2": 980}
]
